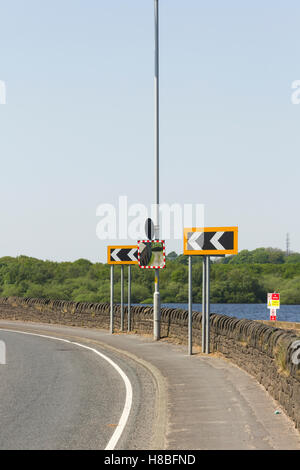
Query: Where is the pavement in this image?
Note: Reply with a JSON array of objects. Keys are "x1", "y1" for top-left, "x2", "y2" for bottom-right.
[{"x1": 1, "y1": 320, "x2": 300, "y2": 450}]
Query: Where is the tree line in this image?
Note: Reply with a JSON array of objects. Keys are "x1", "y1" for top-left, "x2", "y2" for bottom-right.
[{"x1": 0, "y1": 247, "x2": 300, "y2": 304}]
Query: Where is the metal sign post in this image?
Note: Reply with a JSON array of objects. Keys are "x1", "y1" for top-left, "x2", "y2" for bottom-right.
[
  {"x1": 202, "y1": 256, "x2": 207, "y2": 353},
  {"x1": 138, "y1": 239, "x2": 165, "y2": 340},
  {"x1": 128, "y1": 265, "x2": 131, "y2": 332},
  {"x1": 120, "y1": 265, "x2": 124, "y2": 331},
  {"x1": 205, "y1": 256, "x2": 210, "y2": 354},
  {"x1": 184, "y1": 226, "x2": 238, "y2": 355},
  {"x1": 107, "y1": 245, "x2": 138, "y2": 334},
  {"x1": 153, "y1": 272, "x2": 160, "y2": 341},
  {"x1": 110, "y1": 265, "x2": 114, "y2": 334},
  {"x1": 267, "y1": 292, "x2": 280, "y2": 321},
  {"x1": 153, "y1": 0, "x2": 161, "y2": 342},
  {"x1": 188, "y1": 256, "x2": 192, "y2": 355}
]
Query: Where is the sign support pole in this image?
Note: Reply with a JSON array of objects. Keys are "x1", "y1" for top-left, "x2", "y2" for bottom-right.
[
  {"x1": 188, "y1": 255, "x2": 192, "y2": 355},
  {"x1": 110, "y1": 265, "x2": 114, "y2": 334},
  {"x1": 154, "y1": 271, "x2": 160, "y2": 341},
  {"x1": 202, "y1": 256, "x2": 206, "y2": 353},
  {"x1": 128, "y1": 265, "x2": 131, "y2": 332},
  {"x1": 183, "y1": 227, "x2": 238, "y2": 354},
  {"x1": 205, "y1": 256, "x2": 210, "y2": 354},
  {"x1": 120, "y1": 265, "x2": 124, "y2": 331},
  {"x1": 153, "y1": 0, "x2": 161, "y2": 341}
]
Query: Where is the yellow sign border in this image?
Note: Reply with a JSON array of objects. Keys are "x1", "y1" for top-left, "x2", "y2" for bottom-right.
[
  {"x1": 183, "y1": 226, "x2": 238, "y2": 256},
  {"x1": 107, "y1": 245, "x2": 139, "y2": 265}
]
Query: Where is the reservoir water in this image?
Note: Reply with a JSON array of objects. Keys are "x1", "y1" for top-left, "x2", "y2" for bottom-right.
[{"x1": 142, "y1": 303, "x2": 300, "y2": 323}]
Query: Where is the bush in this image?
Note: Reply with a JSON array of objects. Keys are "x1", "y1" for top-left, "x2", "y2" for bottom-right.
[{"x1": 0, "y1": 249, "x2": 300, "y2": 304}]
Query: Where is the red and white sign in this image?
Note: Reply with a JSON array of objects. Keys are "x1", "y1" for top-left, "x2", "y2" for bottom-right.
[
  {"x1": 267, "y1": 293, "x2": 280, "y2": 321},
  {"x1": 267, "y1": 293, "x2": 280, "y2": 309},
  {"x1": 270, "y1": 308, "x2": 277, "y2": 321},
  {"x1": 137, "y1": 240, "x2": 166, "y2": 269},
  {"x1": 272, "y1": 293, "x2": 280, "y2": 300}
]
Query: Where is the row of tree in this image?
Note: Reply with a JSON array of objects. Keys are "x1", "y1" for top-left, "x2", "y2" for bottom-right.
[{"x1": 0, "y1": 247, "x2": 300, "y2": 304}]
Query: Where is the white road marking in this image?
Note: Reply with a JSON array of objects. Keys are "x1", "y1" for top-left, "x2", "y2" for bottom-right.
[
  {"x1": 0, "y1": 328, "x2": 133, "y2": 450},
  {"x1": 0, "y1": 339, "x2": 5, "y2": 364}
]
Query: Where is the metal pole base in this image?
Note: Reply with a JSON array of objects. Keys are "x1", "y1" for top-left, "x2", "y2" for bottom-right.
[
  {"x1": 202, "y1": 256, "x2": 206, "y2": 353},
  {"x1": 153, "y1": 291, "x2": 161, "y2": 341}
]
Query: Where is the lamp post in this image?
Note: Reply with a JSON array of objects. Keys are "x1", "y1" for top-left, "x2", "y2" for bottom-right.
[{"x1": 153, "y1": 0, "x2": 161, "y2": 341}]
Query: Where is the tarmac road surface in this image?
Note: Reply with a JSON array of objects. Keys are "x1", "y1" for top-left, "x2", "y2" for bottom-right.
[
  {"x1": 0, "y1": 320, "x2": 300, "y2": 450},
  {"x1": 0, "y1": 328, "x2": 157, "y2": 450}
]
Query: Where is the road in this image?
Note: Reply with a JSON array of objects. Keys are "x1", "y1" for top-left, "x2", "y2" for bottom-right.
[
  {"x1": 0, "y1": 328, "x2": 157, "y2": 450},
  {"x1": 0, "y1": 320, "x2": 300, "y2": 450}
]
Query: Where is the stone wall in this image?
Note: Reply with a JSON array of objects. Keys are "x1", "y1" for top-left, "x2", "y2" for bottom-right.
[{"x1": 0, "y1": 296, "x2": 299, "y2": 430}]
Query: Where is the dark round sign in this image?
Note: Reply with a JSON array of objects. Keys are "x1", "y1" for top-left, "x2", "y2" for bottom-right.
[{"x1": 145, "y1": 218, "x2": 155, "y2": 240}]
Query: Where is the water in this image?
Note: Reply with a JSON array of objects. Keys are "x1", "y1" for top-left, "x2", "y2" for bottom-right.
[{"x1": 149, "y1": 303, "x2": 300, "y2": 323}]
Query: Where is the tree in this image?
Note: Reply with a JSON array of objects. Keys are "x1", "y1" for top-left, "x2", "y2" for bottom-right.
[{"x1": 167, "y1": 251, "x2": 178, "y2": 261}]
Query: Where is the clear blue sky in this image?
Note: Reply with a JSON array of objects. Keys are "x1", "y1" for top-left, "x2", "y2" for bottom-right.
[{"x1": 0, "y1": 0, "x2": 300, "y2": 262}]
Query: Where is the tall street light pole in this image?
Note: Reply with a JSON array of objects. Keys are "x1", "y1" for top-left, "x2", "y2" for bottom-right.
[{"x1": 153, "y1": 0, "x2": 160, "y2": 341}]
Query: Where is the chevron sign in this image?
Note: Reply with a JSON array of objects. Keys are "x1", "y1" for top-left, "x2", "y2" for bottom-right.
[
  {"x1": 183, "y1": 227, "x2": 238, "y2": 255},
  {"x1": 107, "y1": 246, "x2": 139, "y2": 265}
]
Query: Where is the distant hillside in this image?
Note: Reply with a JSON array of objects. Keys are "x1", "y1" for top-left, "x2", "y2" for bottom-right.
[{"x1": 0, "y1": 247, "x2": 300, "y2": 304}]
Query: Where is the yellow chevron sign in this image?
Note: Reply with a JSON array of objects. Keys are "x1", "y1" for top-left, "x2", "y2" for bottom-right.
[{"x1": 107, "y1": 246, "x2": 139, "y2": 265}]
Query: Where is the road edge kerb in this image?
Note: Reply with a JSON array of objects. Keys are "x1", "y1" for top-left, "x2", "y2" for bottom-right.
[{"x1": 0, "y1": 323, "x2": 168, "y2": 451}]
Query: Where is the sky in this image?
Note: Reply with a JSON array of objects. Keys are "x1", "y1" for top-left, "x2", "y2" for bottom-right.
[{"x1": 1, "y1": 0, "x2": 300, "y2": 263}]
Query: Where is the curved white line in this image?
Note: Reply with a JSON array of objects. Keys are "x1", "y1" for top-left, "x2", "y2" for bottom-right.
[{"x1": 0, "y1": 328, "x2": 133, "y2": 450}]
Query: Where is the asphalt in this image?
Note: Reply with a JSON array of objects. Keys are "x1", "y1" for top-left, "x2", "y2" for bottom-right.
[
  {"x1": 1, "y1": 320, "x2": 300, "y2": 450},
  {"x1": 0, "y1": 327, "x2": 156, "y2": 450}
]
